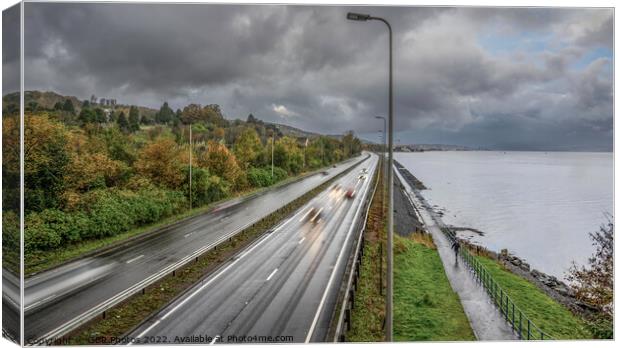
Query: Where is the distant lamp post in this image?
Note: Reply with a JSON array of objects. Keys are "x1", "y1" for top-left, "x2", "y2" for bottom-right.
[
  {"x1": 348, "y1": 12, "x2": 394, "y2": 342},
  {"x1": 271, "y1": 133, "x2": 276, "y2": 177},
  {"x1": 189, "y1": 124, "x2": 193, "y2": 211},
  {"x1": 376, "y1": 116, "x2": 387, "y2": 219}
]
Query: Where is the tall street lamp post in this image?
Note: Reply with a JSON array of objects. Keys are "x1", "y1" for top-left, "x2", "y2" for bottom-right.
[{"x1": 348, "y1": 12, "x2": 394, "y2": 341}]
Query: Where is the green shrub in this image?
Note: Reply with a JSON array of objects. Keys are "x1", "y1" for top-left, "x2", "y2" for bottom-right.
[
  {"x1": 25, "y1": 212, "x2": 63, "y2": 252},
  {"x1": 247, "y1": 166, "x2": 287, "y2": 188},
  {"x1": 248, "y1": 167, "x2": 274, "y2": 187},
  {"x1": 272, "y1": 166, "x2": 288, "y2": 182},
  {"x1": 24, "y1": 187, "x2": 186, "y2": 252},
  {"x1": 206, "y1": 175, "x2": 229, "y2": 202}
]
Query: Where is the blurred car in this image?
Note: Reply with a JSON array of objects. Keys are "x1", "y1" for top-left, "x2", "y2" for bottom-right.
[
  {"x1": 25, "y1": 258, "x2": 119, "y2": 314},
  {"x1": 322, "y1": 170, "x2": 329, "y2": 176},
  {"x1": 332, "y1": 164, "x2": 337, "y2": 168},
  {"x1": 345, "y1": 188, "x2": 356, "y2": 199},
  {"x1": 303, "y1": 206, "x2": 324, "y2": 223},
  {"x1": 358, "y1": 174, "x2": 366, "y2": 180}
]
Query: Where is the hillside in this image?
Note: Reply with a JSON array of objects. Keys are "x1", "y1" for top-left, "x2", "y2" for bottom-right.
[
  {"x1": 5, "y1": 91, "x2": 323, "y2": 138},
  {"x1": 2, "y1": 90, "x2": 158, "y2": 118},
  {"x1": 3, "y1": 91, "x2": 82, "y2": 112}
]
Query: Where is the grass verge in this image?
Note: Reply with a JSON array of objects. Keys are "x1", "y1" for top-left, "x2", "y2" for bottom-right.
[
  {"x1": 348, "y1": 161, "x2": 474, "y2": 342},
  {"x1": 474, "y1": 255, "x2": 592, "y2": 339},
  {"x1": 393, "y1": 234, "x2": 475, "y2": 341},
  {"x1": 346, "y1": 159, "x2": 386, "y2": 342},
  {"x1": 58, "y1": 160, "x2": 363, "y2": 345},
  {"x1": 24, "y1": 164, "x2": 341, "y2": 276}
]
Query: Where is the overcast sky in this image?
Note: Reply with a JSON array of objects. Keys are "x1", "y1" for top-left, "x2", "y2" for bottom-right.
[{"x1": 5, "y1": 3, "x2": 614, "y2": 150}]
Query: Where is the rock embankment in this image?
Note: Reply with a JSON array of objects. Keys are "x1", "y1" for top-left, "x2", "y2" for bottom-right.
[{"x1": 394, "y1": 160, "x2": 427, "y2": 190}]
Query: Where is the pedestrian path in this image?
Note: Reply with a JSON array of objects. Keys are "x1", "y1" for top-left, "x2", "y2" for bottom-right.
[{"x1": 394, "y1": 167, "x2": 517, "y2": 341}]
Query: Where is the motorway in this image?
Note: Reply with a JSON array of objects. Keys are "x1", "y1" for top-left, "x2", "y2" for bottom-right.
[
  {"x1": 127, "y1": 153, "x2": 378, "y2": 344},
  {"x1": 20, "y1": 154, "x2": 368, "y2": 343}
]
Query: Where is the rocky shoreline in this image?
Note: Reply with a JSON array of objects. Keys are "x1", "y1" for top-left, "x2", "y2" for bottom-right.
[{"x1": 393, "y1": 161, "x2": 591, "y2": 317}]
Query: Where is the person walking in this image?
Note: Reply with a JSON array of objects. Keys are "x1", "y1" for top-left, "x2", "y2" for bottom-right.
[{"x1": 451, "y1": 239, "x2": 461, "y2": 265}]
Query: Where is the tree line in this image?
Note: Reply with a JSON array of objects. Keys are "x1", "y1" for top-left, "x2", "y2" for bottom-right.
[{"x1": 2, "y1": 98, "x2": 362, "y2": 259}]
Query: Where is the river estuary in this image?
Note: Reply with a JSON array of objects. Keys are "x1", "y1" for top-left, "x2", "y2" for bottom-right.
[{"x1": 395, "y1": 151, "x2": 613, "y2": 279}]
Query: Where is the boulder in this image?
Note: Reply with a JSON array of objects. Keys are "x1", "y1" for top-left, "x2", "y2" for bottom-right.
[{"x1": 519, "y1": 262, "x2": 530, "y2": 271}]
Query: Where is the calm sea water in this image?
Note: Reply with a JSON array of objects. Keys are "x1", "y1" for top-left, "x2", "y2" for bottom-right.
[{"x1": 395, "y1": 151, "x2": 613, "y2": 279}]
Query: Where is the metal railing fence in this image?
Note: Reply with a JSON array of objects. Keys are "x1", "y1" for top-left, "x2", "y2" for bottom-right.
[{"x1": 442, "y1": 227, "x2": 554, "y2": 340}]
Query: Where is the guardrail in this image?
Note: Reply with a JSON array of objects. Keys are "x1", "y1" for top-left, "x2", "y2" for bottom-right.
[
  {"x1": 332, "y1": 155, "x2": 381, "y2": 342},
  {"x1": 442, "y1": 227, "x2": 555, "y2": 340}
]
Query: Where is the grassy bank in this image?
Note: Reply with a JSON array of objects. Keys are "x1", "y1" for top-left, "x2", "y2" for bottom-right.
[
  {"x1": 24, "y1": 166, "x2": 330, "y2": 276},
  {"x1": 394, "y1": 234, "x2": 475, "y2": 341},
  {"x1": 61, "y1": 161, "x2": 361, "y2": 345},
  {"x1": 347, "y1": 159, "x2": 473, "y2": 342},
  {"x1": 474, "y1": 255, "x2": 592, "y2": 339}
]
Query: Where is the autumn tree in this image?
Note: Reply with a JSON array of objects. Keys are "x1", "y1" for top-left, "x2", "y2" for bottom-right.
[
  {"x1": 273, "y1": 136, "x2": 304, "y2": 174},
  {"x1": 180, "y1": 104, "x2": 203, "y2": 125},
  {"x1": 129, "y1": 106, "x2": 141, "y2": 132},
  {"x1": 22, "y1": 114, "x2": 71, "y2": 211},
  {"x1": 234, "y1": 127, "x2": 263, "y2": 169},
  {"x1": 135, "y1": 138, "x2": 184, "y2": 189},
  {"x1": 198, "y1": 140, "x2": 242, "y2": 186},
  {"x1": 78, "y1": 107, "x2": 95, "y2": 124},
  {"x1": 213, "y1": 127, "x2": 225, "y2": 141},
  {"x1": 117, "y1": 111, "x2": 129, "y2": 132},
  {"x1": 62, "y1": 99, "x2": 75, "y2": 114},
  {"x1": 568, "y1": 218, "x2": 613, "y2": 338},
  {"x1": 65, "y1": 152, "x2": 127, "y2": 192},
  {"x1": 156, "y1": 102, "x2": 175, "y2": 124}
]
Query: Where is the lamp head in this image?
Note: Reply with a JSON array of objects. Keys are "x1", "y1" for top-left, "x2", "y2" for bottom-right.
[{"x1": 347, "y1": 12, "x2": 371, "y2": 21}]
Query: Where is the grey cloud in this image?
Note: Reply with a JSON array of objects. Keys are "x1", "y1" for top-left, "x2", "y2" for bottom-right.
[{"x1": 13, "y1": 3, "x2": 614, "y2": 151}]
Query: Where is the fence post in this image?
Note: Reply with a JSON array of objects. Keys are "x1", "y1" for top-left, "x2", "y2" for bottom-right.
[
  {"x1": 511, "y1": 302, "x2": 515, "y2": 329},
  {"x1": 518, "y1": 312, "x2": 522, "y2": 339},
  {"x1": 500, "y1": 289, "x2": 503, "y2": 314},
  {"x1": 527, "y1": 320, "x2": 531, "y2": 340}
]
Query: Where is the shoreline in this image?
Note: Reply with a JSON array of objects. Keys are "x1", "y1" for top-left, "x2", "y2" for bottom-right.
[{"x1": 392, "y1": 160, "x2": 590, "y2": 317}]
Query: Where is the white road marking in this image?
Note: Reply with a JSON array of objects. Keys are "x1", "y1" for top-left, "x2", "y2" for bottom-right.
[
  {"x1": 299, "y1": 207, "x2": 314, "y2": 222},
  {"x1": 129, "y1": 320, "x2": 160, "y2": 345},
  {"x1": 184, "y1": 232, "x2": 193, "y2": 238},
  {"x1": 310, "y1": 208, "x2": 324, "y2": 222},
  {"x1": 298, "y1": 237, "x2": 306, "y2": 244},
  {"x1": 210, "y1": 335, "x2": 220, "y2": 344},
  {"x1": 266, "y1": 268, "x2": 278, "y2": 281},
  {"x1": 126, "y1": 255, "x2": 145, "y2": 264}
]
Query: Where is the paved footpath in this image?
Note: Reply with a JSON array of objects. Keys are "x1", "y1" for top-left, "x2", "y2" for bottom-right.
[{"x1": 394, "y1": 166, "x2": 517, "y2": 341}]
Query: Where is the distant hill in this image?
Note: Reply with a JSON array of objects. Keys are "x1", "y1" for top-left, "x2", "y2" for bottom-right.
[
  {"x1": 266, "y1": 122, "x2": 321, "y2": 139},
  {"x1": 3, "y1": 91, "x2": 82, "y2": 112},
  {"x1": 2, "y1": 91, "x2": 158, "y2": 118},
  {"x1": 5, "y1": 91, "x2": 365, "y2": 142},
  {"x1": 395, "y1": 144, "x2": 480, "y2": 152}
]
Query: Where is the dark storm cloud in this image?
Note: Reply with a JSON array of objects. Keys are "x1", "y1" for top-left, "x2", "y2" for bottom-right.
[
  {"x1": 18, "y1": 3, "x2": 613, "y2": 150},
  {"x1": 3, "y1": 3, "x2": 20, "y2": 94}
]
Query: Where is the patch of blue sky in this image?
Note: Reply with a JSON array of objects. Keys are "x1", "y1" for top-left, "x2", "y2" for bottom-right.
[
  {"x1": 570, "y1": 47, "x2": 612, "y2": 70},
  {"x1": 478, "y1": 30, "x2": 554, "y2": 57}
]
